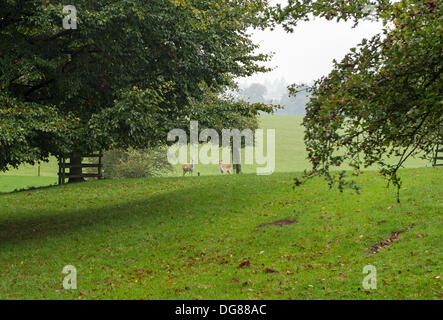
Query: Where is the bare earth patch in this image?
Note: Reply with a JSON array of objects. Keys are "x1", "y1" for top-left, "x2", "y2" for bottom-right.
[
  {"x1": 368, "y1": 225, "x2": 415, "y2": 254},
  {"x1": 238, "y1": 260, "x2": 251, "y2": 268},
  {"x1": 256, "y1": 219, "x2": 298, "y2": 229}
]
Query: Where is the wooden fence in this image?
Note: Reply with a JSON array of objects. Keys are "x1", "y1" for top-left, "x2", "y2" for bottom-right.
[
  {"x1": 433, "y1": 126, "x2": 443, "y2": 167},
  {"x1": 58, "y1": 154, "x2": 103, "y2": 185}
]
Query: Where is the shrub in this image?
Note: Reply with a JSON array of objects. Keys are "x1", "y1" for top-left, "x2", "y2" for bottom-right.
[{"x1": 101, "y1": 148, "x2": 173, "y2": 179}]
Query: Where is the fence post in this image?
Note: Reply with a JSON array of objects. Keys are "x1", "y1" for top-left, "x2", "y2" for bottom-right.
[
  {"x1": 58, "y1": 153, "x2": 103, "y2": 184},
  {"x1": 98, "y1": 153, "x2": 103, "y2": 179}
]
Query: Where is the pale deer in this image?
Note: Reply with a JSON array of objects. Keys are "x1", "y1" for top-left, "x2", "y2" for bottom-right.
[
  {"x1": 182, "y1": 158, "x2": 194, "y2": 176},
  {"x1": 219, "y1": 160, "x2": 232, "y2": 175}
]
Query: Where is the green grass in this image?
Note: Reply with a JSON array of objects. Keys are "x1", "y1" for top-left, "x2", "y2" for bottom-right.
[
  {"x1": 0, "y1": 115, "x2": 440, "y2": 299},
  {"x1": 169, "y1": 115, "x2": 430, "y2": 176},
  {"x1": 0, "y1": 176, "x2": 58, "y2": 193},
  {"x1": 0, "y1": 167, "x2": 441, "y2": 299},
  {"x1": 0, "y1": 115, "x2": 431, "y2": 193},
  {"x1": 0, "y1": 159, "x2": 59, "y2": 193},
  {"x1": 0, "y1": 157, "x2": 59, "y2": 177}
]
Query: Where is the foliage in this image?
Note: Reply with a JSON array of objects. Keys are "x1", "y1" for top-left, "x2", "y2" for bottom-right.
[
  {"x1": 278, "y1": 85, "x2": 310, "y2": 116},
  {"x1": 101, "y1": 148, "x2": 173, "y2": 179},
  {"x1": 270, "y1": 0, "x2": 392, "y2": 30},
  {"x1": 185, "y1": 83, "x2": 281, "y2": 135},
  {"x1": 184, "y1": 87, "x2": 281, "y2": 173},
  {"x1": 274, "y1": 0, "x2": 443, "y2": 201},
  {"x1": 238, "y1": 81, "x2": 310, "y2": 116},
  {"x1": 0, "y1": 0, "x2": 272, "y2": 170},
  {"x1": 1, "y1": 115, "x2": 431, "y2": 189},
  {"x1": 0, "y1": 97, "x2": 77, "y2": 169}
]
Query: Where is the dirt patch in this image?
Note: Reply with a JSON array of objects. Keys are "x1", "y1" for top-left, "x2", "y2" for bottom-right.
[
  {"x1": 238, "y1": 260, "x2": 251, "y2": 268},
  {"x1": 368, "y1": 224, "x2": 415, "y2": 254},
  {"x1": 263, "y1": 268, "x2": 279, "y2": 274},
  {"x1": 256, "y1": 219, "x2": 298, "y2": 229}
]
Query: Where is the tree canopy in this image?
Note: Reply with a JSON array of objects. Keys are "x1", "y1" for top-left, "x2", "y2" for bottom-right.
[
  {"x1": 240, "y1": 83, "x2": 268, "y2": 103},
  {"x1": 2, "y1": 0, "x2": 441, "y2": 193},
  {"x1": 184, "y1": 85, "x2": 280, "y2": 173},
  {"x1": 0, "y1": 0, "x2": 271, "y2": 171},
  {"x1": 273, "y1": 0, "x2": 442, "y2": 201}
]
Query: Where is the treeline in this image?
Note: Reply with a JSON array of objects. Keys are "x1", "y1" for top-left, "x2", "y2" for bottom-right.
[{"x1": 236, "y1": 81, "x2": 310, "y2": 116}]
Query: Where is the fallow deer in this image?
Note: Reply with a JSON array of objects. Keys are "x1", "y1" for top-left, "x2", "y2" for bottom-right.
[
  {"x1": 219, "y1": 160, "x2": 232, "y2": 175},
  {"x1": 182, "y1": 158, "x2": 194, "y2": 176}
]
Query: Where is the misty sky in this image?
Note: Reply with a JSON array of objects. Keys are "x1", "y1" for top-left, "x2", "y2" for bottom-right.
[{"x1": 238, "y1": 3, "x2": 384, "y2": 88}]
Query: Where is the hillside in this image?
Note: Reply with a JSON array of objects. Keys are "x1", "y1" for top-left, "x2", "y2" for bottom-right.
[{"x1": 0, "y1": 168, "x2": 441, "y2": 299}]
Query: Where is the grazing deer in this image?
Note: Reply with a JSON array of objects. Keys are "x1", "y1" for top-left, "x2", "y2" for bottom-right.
[
  {"x1": 219, "y1": 160, "x2": 232, "y2": 175},
  {"x1": 182, "y1": 158, "x2": 194, "y2": 176}
]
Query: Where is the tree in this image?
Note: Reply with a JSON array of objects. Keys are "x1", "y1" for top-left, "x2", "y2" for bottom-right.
[
  {"x1": 185, "y1": 86, "x2": 280, "y2": 174},
  {"x1": 278, "y1": 84, "x2": 310, "y2": 116},
  {"x1": 0, "y1": 0, "x2": 271, "y2": 181},
  {"x1": 240, "y1": 83, "x2": 268, "y2": 103},
  {"x1": 273, "y1": 0, "x2": 442, "y2": 201}
]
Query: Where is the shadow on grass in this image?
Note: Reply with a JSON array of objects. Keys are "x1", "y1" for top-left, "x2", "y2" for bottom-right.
[{"x1": 0, "y1": 178, "x2": 251, "y2": 247}]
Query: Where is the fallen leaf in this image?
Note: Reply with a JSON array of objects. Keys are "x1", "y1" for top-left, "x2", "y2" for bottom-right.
[{"x1": 264, "y1": 268, "x2": 278, "y2": 274}]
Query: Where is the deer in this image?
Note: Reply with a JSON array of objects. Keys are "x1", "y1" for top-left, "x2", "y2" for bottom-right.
[
  {"x1": 219, "y1": 160, "x2": 232, "y2": 175},
  {"x1": 182, "y1": 158, "x2": 194, "y2": 176}
]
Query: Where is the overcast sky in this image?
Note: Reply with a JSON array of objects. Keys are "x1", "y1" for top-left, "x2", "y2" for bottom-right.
[{"x1": 237, "y1": 3, "x2": 384, "y2": 87}]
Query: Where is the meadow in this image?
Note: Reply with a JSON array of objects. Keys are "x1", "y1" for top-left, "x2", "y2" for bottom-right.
[
  {"x1": 0, "y1": 168, "x2": 441, "y2": 299},
  {"x1": 0, "y1": 115, "x2": 431, "y2": 192},
  {"x1": 0, "y1": 115, "x2": 441, "y2": 300}
]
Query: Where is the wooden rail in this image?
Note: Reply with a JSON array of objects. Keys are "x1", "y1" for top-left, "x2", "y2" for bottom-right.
[
  {"x1": 433, "y1": 126, "x2": 443, "y2": 167},
  {"x1": 58, "y1": 154, "x2": 103, "y2": 185},
  {"x1": 433, "y1": 143, "x2": 443, "y2": 167}
]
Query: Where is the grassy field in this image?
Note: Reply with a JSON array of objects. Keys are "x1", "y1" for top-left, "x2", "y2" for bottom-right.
[
  {"x1": 0, "y1": 176, "x2": 57, "y2": 193},
  {"x1": 0, "y1": 115, "x2": 440, "y2": 300},
  {"x1": 0, "y1": 167, "x2": 441, "y2": 299},
  {"x1": 0, "y1": 115, "x2": 431, "y2": 192}
]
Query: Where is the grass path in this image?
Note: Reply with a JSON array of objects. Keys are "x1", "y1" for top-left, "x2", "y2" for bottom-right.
[{"x1": 0, "y1": 167, "x2": 441, "y2": 299}]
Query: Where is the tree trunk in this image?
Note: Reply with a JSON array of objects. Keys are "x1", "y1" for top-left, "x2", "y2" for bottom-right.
[
  {"x1": 68, "y1": 156, "x2": 85, "y2": 183},
  {"x1": 232, "y1": 145, "x2": 242, "y2": 174}
]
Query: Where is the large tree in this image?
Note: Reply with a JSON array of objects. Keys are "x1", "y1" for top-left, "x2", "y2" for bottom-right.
[
  {"x1": 0, "y1": 0, "x2": 271, "y2": 180},
  {"x1": 273, "y1": 0, "x2": 442, "y2": 201},
  {"x1": 185, "y1": 85, "x2": 279, "y2": 174},
  {"x1": 240, "y1": 82, "x2": 268, "y2": 103}
]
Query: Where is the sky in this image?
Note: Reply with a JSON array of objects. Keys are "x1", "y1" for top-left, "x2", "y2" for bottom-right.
[{"x1": 237, "y1": 2, "x2": 384, "y2": 88}]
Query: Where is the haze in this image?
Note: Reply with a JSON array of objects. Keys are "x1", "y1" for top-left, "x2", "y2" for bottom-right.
[{"x1": 237, "y1": 2, "x2": 384, "y2": 89}]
